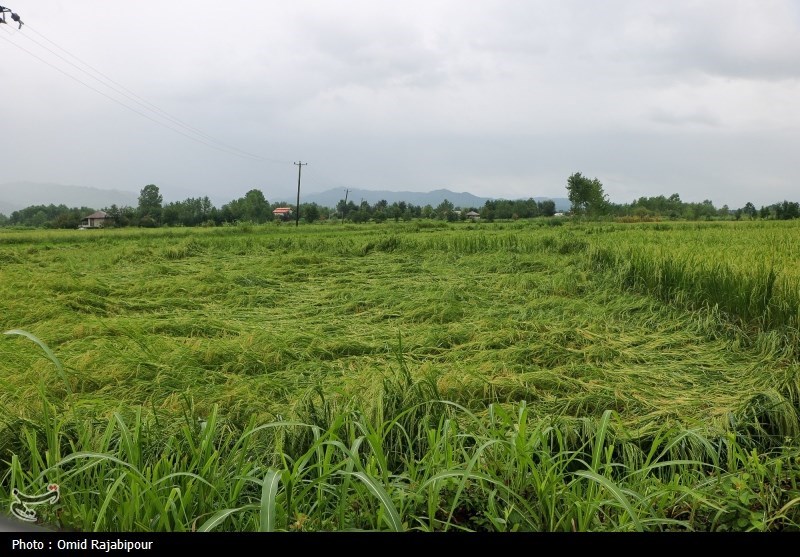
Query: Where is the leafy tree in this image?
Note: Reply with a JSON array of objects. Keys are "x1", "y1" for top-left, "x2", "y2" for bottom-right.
[
  {"x1": 479, "y1": 200, "x2": 495, "y2": 222},
  {"x1": 221, "y1": 189, "x2": 270, "y2": 223},
  {"x1": 161, "y1": 197, "x2": 216, "y2": 227},
  {"x1": 161, "y1": 202, "x2": 181, "y2": 226},
  {"x1": 51, "y1": 211, "x2": 83, "y2": 229},
  {"x1": 520, "y1": 198, "x2": 540, "y2": 218},
  {"x1": 350, "y1": 209, "x2": 370, "y2": 223},
  {"x1": 434, "y1": 199, "x2": 456, "y2": 221},
  {"x1": 138, "y1": 184, "x2": 163, "y2": 224},
  {"x1": 303, "y1": 203, "x2": 320, "y2": 224},
  {"x1": 105, "y1": 204, "x2": 136, "y2": 227},
  {"x1": 8, "y1": 204, "x2": 95, "y2": 228},
  {"x1": 775, "y1": 200, "x2": 800, "y2": 220},
  {"x1": 494, "y1": 200, "x2": 514, "y2": 219},
  {"x1": 337, "y1": 200, "x2": 358, "y2": 221},
  {"x1": 220, "y1": 199, "x2": 244, "y2": 223},
  {"x1": 538, "y1": 200, "x2": 556, "y2": 217},
  {"x1": 31, "y1": 209, "x2": 48, "y2": 227},
  {"x1": 699, "y1": 200, "x2": 717, "y2": 220},
  {"x1": 566, "y1": 172, "x2": 608, "y2": 216},
  {"x1": 624, "y1": 193, "x2": 684, "y2": 219},
  {"x1": 242, "y1": 189, "x2": 270, "y2": 222},
  {"x1": 139, "y1": 215, "x2": 157, "y2": 228},
  {"x1": 388, "y1": 203, "x2": 402, "y2": 222}
]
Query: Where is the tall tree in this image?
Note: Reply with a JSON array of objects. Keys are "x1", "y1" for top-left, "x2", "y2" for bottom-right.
[
  {"x1": 242, "y1": 189, "x2": 270, "y2": 222},
  {"x1": 138, "y1": 184, "x2": 163, "y2": 224},
  {"x1": 434, "y1": 199, "x2": 455, "y2": 220},
  {"x1": 566, "y1": 172, "x2": 608, "y2": 216},
  {"x1": 221, "y1": 189, "x2": 270, "y2": 223}
]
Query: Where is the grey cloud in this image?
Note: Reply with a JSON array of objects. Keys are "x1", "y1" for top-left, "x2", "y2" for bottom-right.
[
  {"x1": 299, "y1": 14, "x2": 448, "y2": 90},
  {"x1": 616, "y1": 2, "x2": 800, "y2": 81},
  {"x1": 648, "y1": 108, "x2": 722, "y2": 127},
  {"x1": 1, "y1": 0, "x2": 798, "y2": 211}
]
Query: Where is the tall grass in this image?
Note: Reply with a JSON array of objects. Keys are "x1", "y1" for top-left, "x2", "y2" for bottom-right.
[{"x1": 3, "y1": 367, "x2": 800, "y2": 531}]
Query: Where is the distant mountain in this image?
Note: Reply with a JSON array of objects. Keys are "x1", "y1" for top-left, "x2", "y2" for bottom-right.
[
  {"x1": 0, "y1": 182, "x2": 572, "y2": 217},
  {"x1": 305, "y1": 188, "x2": 571, "y2": 211},
  {"x1": 0, "y1": 182, "x2": 138, "y2": 216}
]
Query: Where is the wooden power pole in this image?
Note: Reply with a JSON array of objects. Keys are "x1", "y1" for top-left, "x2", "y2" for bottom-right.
[
  {"x1": 341, "y1": 188, "x2": 350, "y2": 222},
  {"x1": 294, "y1": 161, "x2": 307, "y2": 227}
]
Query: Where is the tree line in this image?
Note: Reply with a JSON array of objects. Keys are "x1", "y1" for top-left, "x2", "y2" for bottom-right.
[
  {"x1": 1, "y1": 177, "x2": 798, "y2": 228},
  {"x1": 564, "y1": 171, "x2": 800, "y2": 221},
  {"x1": 0, "y1": 183, "x2": 558, "y2": 228}
]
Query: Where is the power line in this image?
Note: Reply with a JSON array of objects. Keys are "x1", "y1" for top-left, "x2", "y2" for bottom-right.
[
  {"x1": 22, "y1": 24, "x2": 285, "y2": 164},
  {"x1": 0, "y1": 31, "x2": 270, "y2": 161},
  {"x1": 0, "y1": 25, "x2": 290, "y2": 164}
]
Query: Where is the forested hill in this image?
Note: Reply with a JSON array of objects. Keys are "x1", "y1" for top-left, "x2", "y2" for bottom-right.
[{"x1": 0, "y1": 182, "x2": 137, "y2": 216}]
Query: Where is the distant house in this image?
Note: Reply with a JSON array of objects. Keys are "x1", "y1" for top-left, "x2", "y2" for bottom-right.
[
  {"x1": 79, "y1": 211, "x2": 110, "y2": 229},
  {"x1": 466, "y1": 211, "x2": 480, "y2": 221},
  {"x1": 272, "y1": 207, "x2": 293, "y2": 221}
]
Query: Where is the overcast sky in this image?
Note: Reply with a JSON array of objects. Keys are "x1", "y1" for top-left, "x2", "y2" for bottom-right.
[{"x1": 1, "y1": 1, "x2": 799, "y2": 207}]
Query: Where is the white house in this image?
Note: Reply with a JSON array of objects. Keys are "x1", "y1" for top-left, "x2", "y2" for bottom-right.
[{"x1": 79, "y1": 211, "x2": 110, "y2": 229}]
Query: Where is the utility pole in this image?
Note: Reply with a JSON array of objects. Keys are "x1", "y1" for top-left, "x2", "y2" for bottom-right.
[
  {"x1": 294, "y1": 161, "x2": 307, "y2": 227},
  {"x1": 0, "y1": 5, "x2": 24, "y2": 28},
  {"x1": 341, "y1": 188, "x2": 350, "y2": 222}
]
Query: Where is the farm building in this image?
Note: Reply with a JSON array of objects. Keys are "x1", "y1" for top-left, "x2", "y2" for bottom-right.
[
  {"x1": 79, "y1": 211, "x2": 111, "y2": 229},
  {"x1": 466, "y1": 211, "x2": 480, "y2": 221},
  {"x1": 272, "y1": 207, "x2": 293, "y2": 221}
]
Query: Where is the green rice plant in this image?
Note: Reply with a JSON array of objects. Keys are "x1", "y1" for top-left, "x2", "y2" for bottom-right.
[
  {"x1": 2, "y1": 221, "x2": 800, "y2": 531},
  {"x1": 587, "y1": 221, "x2": 800, "y2": 356},
  {"x1": 3, "y1": 385, "x2": 800, "y2": 531},
  {"x1": 4, "y1": 329, "x2": 73, "y2": 396}
]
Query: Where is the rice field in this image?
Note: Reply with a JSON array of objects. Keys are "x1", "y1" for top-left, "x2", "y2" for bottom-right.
[{"x1": 1, "y1": 219, "x2": 799, "y2": 531}]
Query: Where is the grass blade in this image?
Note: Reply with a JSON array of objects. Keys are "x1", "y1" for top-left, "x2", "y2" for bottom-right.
[
  {"x1": 259, "y1": 469, "x2": 282, "y2": 532},
  {"x1": 343, "y1": 471, "x2": 404, "y2": 531},
  {"x1": 198, "y1": 506, "x2": 252, "y2": 532},
  {"x1": 574, "y1": 469, "x2": 643, "y2": 532},
  {"x1": 4, "y1": 329, "x2": 73, "y2": 395}
]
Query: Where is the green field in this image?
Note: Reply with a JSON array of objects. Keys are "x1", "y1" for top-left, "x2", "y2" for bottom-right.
[{"x1": 1, "y1": 220, "x2": 799, "y2": 531}]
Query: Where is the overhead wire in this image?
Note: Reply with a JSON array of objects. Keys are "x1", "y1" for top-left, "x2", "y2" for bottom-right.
[
  {"x1": 0, "y1": 23, "x2": 290, "y2": 165},
  {"x1": 22, "y1": 24, "x2": 287, "y2": 164}
]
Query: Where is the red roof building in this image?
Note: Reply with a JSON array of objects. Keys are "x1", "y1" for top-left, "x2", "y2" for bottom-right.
[{"x1": 272, "y1": 207, "x2": 293, "y2": 221}]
